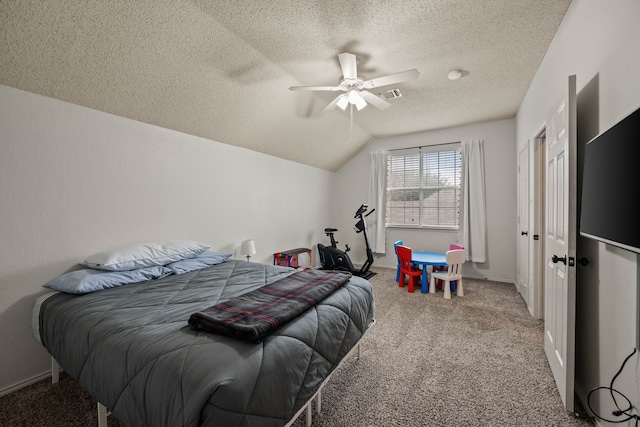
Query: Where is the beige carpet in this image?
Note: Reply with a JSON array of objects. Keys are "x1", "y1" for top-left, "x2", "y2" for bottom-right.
[{"x1": 0, "y1": 267, "x2": 594, "y2": 426}]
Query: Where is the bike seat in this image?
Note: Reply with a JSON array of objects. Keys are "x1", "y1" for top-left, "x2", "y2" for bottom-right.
[{"x1": 324, "y1": 228, "x2": 338, "y2": 233}]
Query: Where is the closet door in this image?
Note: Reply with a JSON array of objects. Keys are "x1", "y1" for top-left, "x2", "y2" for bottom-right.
[
  {"x1": 517, "y1": 144, "x2": 530, "y2": 307},
  {"x1": 544, "y1": 75, "x2": 577, "y2": 412}
]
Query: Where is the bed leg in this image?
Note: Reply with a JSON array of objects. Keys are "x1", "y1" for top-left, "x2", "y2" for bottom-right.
[
  {"x1": 305, "y1": 403, "x2": 312, "y2": 427},
  {"x1": 97, "y1": 402, "x2": 108, "y2": 427},
  {"x1": 316, "y1": 389, "x2": 322, "y2": 413},
  {"x1": 51, "y1": 357, "x2": 59, "y2": 384}
]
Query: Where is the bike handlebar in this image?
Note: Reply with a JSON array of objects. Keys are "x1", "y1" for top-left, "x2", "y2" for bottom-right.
[{"x1": 354, "y1": 203, "x2": 370, "y2": 218}]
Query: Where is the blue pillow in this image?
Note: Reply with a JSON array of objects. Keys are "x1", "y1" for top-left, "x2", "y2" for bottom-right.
[
  {"x1": 43, "y1": 265, "x2": 172, "y2": 294},
  {"x1": 165, "y1": 251, "x2": 232, "y2": 274}
]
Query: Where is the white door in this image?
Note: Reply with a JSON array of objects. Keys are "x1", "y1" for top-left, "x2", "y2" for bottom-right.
[
  {"x1": 517, "y1": 144, "x2": 530, "y2": 306},
  {"x1": 531, "y1": 135, "x2": 546, "y2": 320},
  {"x1": 544, "y1": 75, "x2": 577, "y2": 412}
]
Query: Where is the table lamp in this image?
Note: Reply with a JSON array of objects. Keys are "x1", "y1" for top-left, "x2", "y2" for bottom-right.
[{"x1": 241, "y1": 239, "x2": 256, "y2": 262}]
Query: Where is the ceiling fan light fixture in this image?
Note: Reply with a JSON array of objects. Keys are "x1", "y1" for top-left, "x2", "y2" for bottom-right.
[
  {"x1": 347, "y1": 89, "x2": 361, "y2": 103},
  {"x1": 347, "y1": 90, "x2": 367, "y2": 110},
  {"x1": 355, "y1": 98, "x2": 367, "y2": 110},
  {"x1": 336, "y1": 94, "x2": 349, "y2": 110}
]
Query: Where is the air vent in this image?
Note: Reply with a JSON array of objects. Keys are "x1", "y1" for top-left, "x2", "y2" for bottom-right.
[{"x1": 381, "y1": 88, "x2": 403, "y2": 99}]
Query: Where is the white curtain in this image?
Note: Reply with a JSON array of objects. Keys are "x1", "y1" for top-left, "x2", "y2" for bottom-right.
[
  {"x1": 368, "y1": 151, "x2": 387, "y2": 254},
  {"x1": 460, "y1": 139, "x2": 487, "y2": 263}
]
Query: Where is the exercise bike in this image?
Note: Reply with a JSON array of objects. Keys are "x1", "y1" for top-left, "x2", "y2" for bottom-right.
[{"x1": 317, "y1": 203, "x2": 376, "y2": 279}]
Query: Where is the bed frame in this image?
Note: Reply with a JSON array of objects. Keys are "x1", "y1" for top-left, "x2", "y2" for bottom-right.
[{"x1": 51, "y1": 319, "x2": 375, "y2": 427}]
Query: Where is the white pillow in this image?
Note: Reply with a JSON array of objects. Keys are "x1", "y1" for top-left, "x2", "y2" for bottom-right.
[{"x1": 82, "y1": 240, "x2": 210, "y2": 271}]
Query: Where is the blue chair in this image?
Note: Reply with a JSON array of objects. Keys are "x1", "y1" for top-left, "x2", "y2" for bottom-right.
[{"x1": 393, "y1": 240, "x2": 404, "y2": 282}]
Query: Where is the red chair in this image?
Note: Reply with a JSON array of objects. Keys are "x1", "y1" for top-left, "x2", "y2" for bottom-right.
[
  {"x1": 396, "y1": 245, "x2": 422, "y2": 293},
  {"x1": 434, "y1": 243, "x2": 464, "y2": 290}
]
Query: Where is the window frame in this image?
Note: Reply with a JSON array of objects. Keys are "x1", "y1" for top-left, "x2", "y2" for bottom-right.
[{"x1": 385, "y1": 143, "x2": 462, "y2": 230}]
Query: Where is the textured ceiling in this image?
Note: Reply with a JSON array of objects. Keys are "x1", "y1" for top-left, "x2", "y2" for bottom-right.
[{"x1": 0, "y1": 0, "x2": 571, "y2": 171}]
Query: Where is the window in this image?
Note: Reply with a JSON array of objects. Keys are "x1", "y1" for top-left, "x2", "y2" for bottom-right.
[{"x1": 386, "y1": 144, "x2": 462, "y2": 229}]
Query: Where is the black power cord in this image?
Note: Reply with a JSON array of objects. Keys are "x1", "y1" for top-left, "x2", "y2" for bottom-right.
[{"x1": 587, "y1": 348, "x2": 638, "y2": 425}]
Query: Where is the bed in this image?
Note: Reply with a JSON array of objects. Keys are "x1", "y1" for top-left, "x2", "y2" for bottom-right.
[{"x1": 33, "y1": 259, "x2": 375, "y2": 427}]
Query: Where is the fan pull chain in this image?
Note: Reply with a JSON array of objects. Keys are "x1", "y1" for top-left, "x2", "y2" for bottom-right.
[{"x1": 350, "y1": 103, "x2": 353, "y2": 145}]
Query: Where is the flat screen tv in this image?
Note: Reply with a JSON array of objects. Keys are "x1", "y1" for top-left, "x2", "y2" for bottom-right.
[{"x1": 579, "y1": 105, "x2": 640, "y2": 253}]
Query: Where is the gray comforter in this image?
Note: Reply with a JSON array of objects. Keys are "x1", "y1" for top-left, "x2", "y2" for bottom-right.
[{"x1": 38, "y1": 260, "x2": 375, "y2": 426}]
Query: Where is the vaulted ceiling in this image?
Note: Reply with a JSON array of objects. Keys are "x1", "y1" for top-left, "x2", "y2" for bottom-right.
[{"x1": 0, "y1": 0, "x2": 571, "y2": 171}]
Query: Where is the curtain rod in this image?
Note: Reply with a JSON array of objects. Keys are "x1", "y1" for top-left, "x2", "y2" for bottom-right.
[{"x1": 387, "y1": 141, "x2": 460, "y2": 152}]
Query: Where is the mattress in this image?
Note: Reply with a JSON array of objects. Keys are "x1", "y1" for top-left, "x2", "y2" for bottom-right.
[
  {"x1": 32, "y1": 290, "x2": 57, "y2": 345},
  {"x1": 35, "y1": 260, "x2": 375, "y2": 426}
]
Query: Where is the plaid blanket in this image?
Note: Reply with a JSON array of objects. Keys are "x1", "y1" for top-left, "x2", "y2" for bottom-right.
[{"x1": 188, "y1": 269, "x2": 352, "y2": 342}]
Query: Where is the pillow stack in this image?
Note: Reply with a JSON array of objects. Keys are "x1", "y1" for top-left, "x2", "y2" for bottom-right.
[
  {"x1": 44, "y1": 240, "x2": 232, "y2": 294},
  {"x1": 81, "y1": 240, "x2": 210, "y2": 271}
]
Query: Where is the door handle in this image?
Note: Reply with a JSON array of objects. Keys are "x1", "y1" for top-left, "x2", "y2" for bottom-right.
[
  {"x1": 552, "y1": 255, "x2": 567, "y2": 265},
  {"x1": 521, "y1": 231, "x2": 528, "y2": 236},
  {"x1": 578, "y1": 257, "x2": 590, "y2": 266}
]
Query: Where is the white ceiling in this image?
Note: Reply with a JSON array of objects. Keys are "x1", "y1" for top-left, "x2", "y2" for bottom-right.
[{"x1": 0, "y1": 0, "x2": 571, "y2": 171}]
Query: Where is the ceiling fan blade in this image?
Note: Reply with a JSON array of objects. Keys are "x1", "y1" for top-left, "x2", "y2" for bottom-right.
[
  {"x1": 360, "y1": 91, "x2": 391, "y2": 110},
  {"x1": 363, "y1": 69, "x2": 420, "y2": 89},
  {"x1": 323, "y1": 94, "x2": 348, "y2": 112},
  {"x1": 338, "y1": 53, "x2": 357, "y2": 80},
  {"x1": 289, "y1": 85, "x2": 342, "y2": 91}
]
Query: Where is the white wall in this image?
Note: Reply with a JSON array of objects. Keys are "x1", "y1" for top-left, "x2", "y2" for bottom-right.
[
  {"x1": 333, "y1": 118, "x2": 517, "y2": 283},
  {"x1": 0, "y1": 85, "x2": 335, "y2": 394},
  {"x1": 516, "y1": 0, "x2": 640, "y2": 422}
]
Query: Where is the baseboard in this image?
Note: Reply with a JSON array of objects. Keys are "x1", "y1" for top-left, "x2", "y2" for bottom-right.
[
  {"x1": 367, "y1": 266, "x2": 396, "y2": 273},
  {"x1": 372, "y1": 263, "x2": 397, "y2": 270},
  {"x1": 575, "y1": 381, "x2": 602, "y2": 426},
  {"x1": 460, "y1": 273, "x2": 515, "y2": 285},
  {"x1": 0, "y1": 370, "x2": 51, "y2": 397}
]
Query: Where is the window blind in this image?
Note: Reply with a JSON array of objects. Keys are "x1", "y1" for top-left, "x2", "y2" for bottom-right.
[{"x1": 386, "y1": 145, "x2": 461, "y2": 228}]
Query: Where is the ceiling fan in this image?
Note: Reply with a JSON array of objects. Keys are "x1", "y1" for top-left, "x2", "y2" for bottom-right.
[{"x1": 289, "y1": 52, "x2": 419, "y2": 113}]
